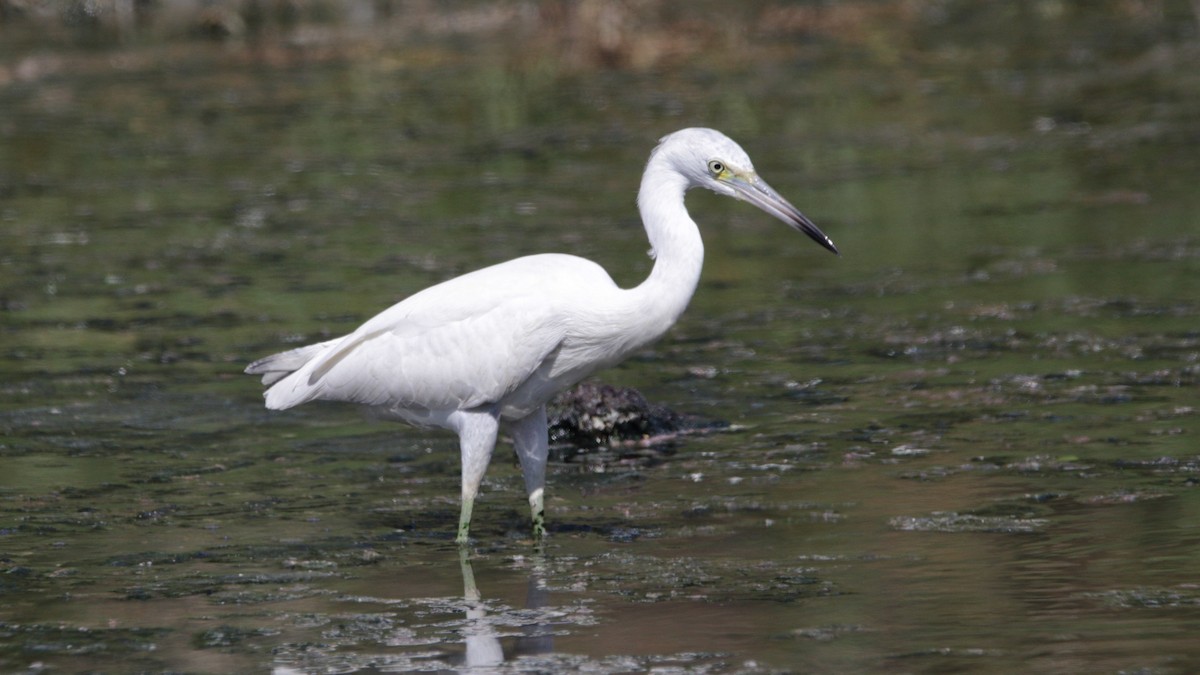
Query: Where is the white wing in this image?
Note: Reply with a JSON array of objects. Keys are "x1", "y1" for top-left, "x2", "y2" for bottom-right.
[{"x1": 255, "y1": 253, "x2": 617, "y2": 413}]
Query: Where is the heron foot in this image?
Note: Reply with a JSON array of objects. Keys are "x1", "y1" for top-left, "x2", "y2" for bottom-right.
[{"x1": 531, "y1": 512, "x2": 547, "y2": 540}]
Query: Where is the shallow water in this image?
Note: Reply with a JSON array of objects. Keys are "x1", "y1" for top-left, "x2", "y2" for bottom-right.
[{"x1": 3, "y1": 3, "x2": 1200, "y2": 673}]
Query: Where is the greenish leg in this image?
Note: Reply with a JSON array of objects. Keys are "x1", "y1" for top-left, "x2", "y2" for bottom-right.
[
  {"x1": 456, "y1": 495, "x2": 475, "y2": 545},
  {"x1": 452, "y1": 410, "x2": 498, "y2": 546},
  {"x1": 513, "y1": 407, "x2": 550, "y2": 543}
]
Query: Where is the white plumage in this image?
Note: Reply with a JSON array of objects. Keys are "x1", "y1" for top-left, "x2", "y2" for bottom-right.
[{"x1": 246, "y1": 128, "x2": 838, "y2": 544}]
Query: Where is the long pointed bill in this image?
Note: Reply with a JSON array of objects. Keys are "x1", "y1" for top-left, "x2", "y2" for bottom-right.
[{"x1": 728, "y1": 174, "x2": 839, "y2": 255}]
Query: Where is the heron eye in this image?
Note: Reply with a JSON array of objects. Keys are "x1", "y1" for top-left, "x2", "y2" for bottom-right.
[{"x1": 707, "y1": 160, "x2": 725, "y2": 175}]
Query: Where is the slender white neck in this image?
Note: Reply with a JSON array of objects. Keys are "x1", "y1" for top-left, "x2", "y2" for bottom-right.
[{"x1": 628, "y1": 155, "x2": 705, "y2": 333}]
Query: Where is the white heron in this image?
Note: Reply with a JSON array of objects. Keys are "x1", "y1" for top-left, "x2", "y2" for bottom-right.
[{"x1": 245, "y1": 127, "x2": 838, "y2": 544}]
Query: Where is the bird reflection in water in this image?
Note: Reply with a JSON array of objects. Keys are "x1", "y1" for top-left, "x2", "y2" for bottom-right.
[{"x1": 456, "y1": 549, "x2": 554, "y2": 669}]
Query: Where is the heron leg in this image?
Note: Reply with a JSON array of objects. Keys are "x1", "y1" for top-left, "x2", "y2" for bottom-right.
[
  {"x1": 511, "y1": 406, "x2": 549, "y2": 540},
  {"x1": 451, "y1": 410, "x2": 500, "y2": 545}
]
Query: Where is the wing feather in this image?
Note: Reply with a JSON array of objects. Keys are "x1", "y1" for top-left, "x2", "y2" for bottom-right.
[
  {"x1": 244, "y1": 338, "x2": 338, "y2": 386},
  {"x1": 256, "y1": 253, "x2": 615, "y2": 413}
]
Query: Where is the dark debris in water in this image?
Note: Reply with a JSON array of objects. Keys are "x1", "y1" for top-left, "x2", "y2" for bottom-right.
[
  {"x1": 890, "y1": 511, "x2": 1049, "y2": 534},
  {"x1": 546, "y1": 521, "x2": 650, "y2": 543},
  {"x1": 887, "y1": 646, "x2": 1003, "y2": 661},
  {"x1": 124, "y1": 570, "x2": 340, "y2": 601},
  {"x1": 1082, "y1": 489, "x2": 1173, "y2": 505},
  {"x1": 105, "y1": 549, "x2": 214, "y2": 567},
  {"x1": 790, "y1": 623, "x2": 872, "y2": 641},
  {"x1": 572, "y1": 552, "x2": 835, "y2": 604},
  {"x1": 0, "y1": 621, "x2": 168, "y2": 660},
  {"x1": 194, "y1": 624, "x2": 280, "y2": 649},
  {"x1": 1088, "y1": 586, "x2": 1200, "y2": 609},
  {"x1": 547, "y1": 381, "x2": 727, "y2": 454}
]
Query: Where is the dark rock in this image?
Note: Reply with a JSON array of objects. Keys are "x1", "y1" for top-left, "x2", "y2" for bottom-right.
[{"x1": 546, "y1": 381, "x2": 725, "y2": 451}]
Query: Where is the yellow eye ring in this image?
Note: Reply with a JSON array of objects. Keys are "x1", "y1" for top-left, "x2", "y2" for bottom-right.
[{"x1": 707, "y1": 160, "x2": 725, "y2": 175}]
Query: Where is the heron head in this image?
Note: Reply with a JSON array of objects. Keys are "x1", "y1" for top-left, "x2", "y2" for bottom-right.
[{"x1": 655, "y1": 128, "x2": 839, "y2": 256}]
